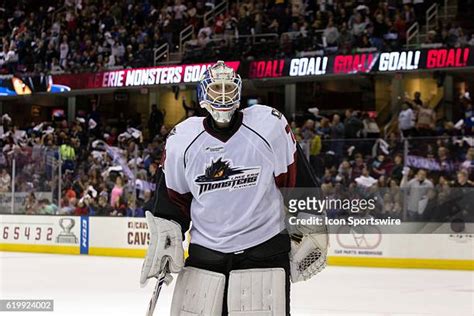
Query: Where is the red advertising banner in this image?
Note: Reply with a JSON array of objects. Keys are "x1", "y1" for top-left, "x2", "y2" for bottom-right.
[
  {"x1": 1, "y1": 48, "x2": 471, "y2": 96},
  {"x1": 53, "y1": 61, "x2": 241, "y2": 90},
  {"x1": 247, "y1": 48, "x2": 472, "y2": 79}
]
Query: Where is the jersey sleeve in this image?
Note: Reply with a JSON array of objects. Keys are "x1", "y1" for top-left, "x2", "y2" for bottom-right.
[
  {"x1": 145, "y1": 167, "x2": 191, "y2": 235},
  {"x1": 162, "y1": 139, "x2": 190, "y2": 194},
  {"x1": 149, "y1": 136, "x2": 192, "y2": 234},
  {"x1": 272, "y1": 112, "x2": 297, "y2": 188}
]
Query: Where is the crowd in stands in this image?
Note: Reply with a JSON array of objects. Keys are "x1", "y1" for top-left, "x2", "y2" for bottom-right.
[
  {"x1": 0, "y1": 101, "x2": 167, "y2": 217},
  {"x1": 0, "y1": 89, "x2": 473, "y2": 221},
  {"x1": 1, "y1": 0, "x2": 472, "y2": 74},
  {"x1": 292, "y1": 90, "x2": 474, "y2": 221},
  {"x1": 424, "y1": 20, "x2": 474, "y2": 48}
]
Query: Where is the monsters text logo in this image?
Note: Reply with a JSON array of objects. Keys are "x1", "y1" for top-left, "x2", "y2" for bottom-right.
[{"x1": 195, "y1": 158, "x2": 260, "y2": 195}]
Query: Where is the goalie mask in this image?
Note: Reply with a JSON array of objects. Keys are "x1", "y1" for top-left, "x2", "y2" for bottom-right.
[{"x1": 197, "y1": 61, "x2": 242, "y2": 124}]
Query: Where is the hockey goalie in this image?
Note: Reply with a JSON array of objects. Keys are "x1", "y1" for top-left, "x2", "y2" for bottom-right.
[{"x1": 140, "y1": 61, "x2": 328, "y2": 315}]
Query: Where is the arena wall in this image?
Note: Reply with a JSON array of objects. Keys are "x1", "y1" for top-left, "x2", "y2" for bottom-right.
[{"x1": 0, "y1": 215, "x2": 472, "y2": 270}]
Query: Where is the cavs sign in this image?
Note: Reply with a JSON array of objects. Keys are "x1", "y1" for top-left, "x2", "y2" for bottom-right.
[{"x1": 248, "y1": 48, "x2": 472, "y2": 78}]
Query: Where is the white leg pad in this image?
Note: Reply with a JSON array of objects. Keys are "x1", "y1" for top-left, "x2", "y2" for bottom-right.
[
  {"x1": 227, "y1": 268, "x2": 286, "y2": 316},
  {"x1": 170, "y1": 267, "x2": 225, "y2": 316}
]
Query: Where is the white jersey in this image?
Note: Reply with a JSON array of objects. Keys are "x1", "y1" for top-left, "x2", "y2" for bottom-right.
[{"x1": 163, "y1": 105, "x2": 297, "y2": 253}]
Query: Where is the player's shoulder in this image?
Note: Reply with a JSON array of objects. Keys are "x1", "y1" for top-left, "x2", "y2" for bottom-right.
[
  {"x1": 242, "y1": 104, "x2": 287, "y2": 131},
  {"x1": 242, "y1": 105, "x2": 289, "y2": 146},
  {"x1": 166, "y1": 117, "x2": 205, "y2": 152}
]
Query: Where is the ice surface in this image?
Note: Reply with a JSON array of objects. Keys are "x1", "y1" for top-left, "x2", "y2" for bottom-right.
[{"x1": 1, "y1": 252, "x2": 472, "y2": 316}]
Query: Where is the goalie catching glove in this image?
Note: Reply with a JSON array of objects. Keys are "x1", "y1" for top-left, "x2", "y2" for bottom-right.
[
  {"x1": 140, "y1": 211, "x2": 184, "y2": 287},
  {"x1": 288, "y1": 212, "x2": 329, "y2": 283}
]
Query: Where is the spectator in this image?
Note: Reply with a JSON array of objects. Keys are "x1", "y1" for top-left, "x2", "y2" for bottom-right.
[
  {"x1": 344, "y1": 109, "x2": 363, "y2": 139},
  {"x1": 355, "y1": 166, "x2": 377, "y2": 189},
  {"x1": 398, "y1": 102, "x2": 415, "y2": 137},
  {"x1": 0, "y1": 168, "x2": 11, "y2": 192},
  {"x1": 329, "y1": 114, "x2": 345, "y2": 157},
  {"x1": 391, "y1": 154, "x2": 404, "y2": 182},
  {"x1": 75, "y1": 199, "x2": 89, "y2": 216},
  {"x1": 437, "y1": 146, "x2": 455, "y2": 176},
  {"x1": 182, "y1": 96, "x2": 201, "y2": 118},
  {"x1": 110, "y1": 195, "x2": 126, "y2": 216},
  {"x1": 301, "y1": 119, "x2": 316, "y2": 141},
  {"x1": 5, "y1": 43, "x2": 19, "y2": 72},
  {"x1": 215, "y1": 13, "x2": 225, "y2": 34},
  {"x1": 110, "y1": 175, "x2": 124, "y2": 207},
  {"x1": 461, "y1": 148, "x2": 474, "y2": 180},
  {"x1": 337, "y1": 159, "x2": 352, "y2": 185},
  {"x1": 60, "y1": 138, "x2": 76, "y2": 172},
  {"x1": 38, "y1": 199, "x2": 58, "y2": 215},
  {"x1": 460, "y1": 92, "x2": 474, "y2": 135},
  {"x1": 126, "y1": 198, "x2": 144, "y2": 217},
  {"x1": 436, "y1": 175, "x2": 452, "y2": 205},
  {"x1": 323, "y1": 20, "x2": 340, "y2": 46},
  {"x1": 370, "y1": 154, "x2": 387, "y2": 179},
  {"x1": 362, "y1": 113, "x2": 381, "y2": 138},
  {"x1": 59, "y1": 196, "x2": 76, "y2": 215},
  {"x1": 403, "y1": 92, "x2": 436, "y2": 136},
  {"x1": 454, "y1": 170, "x2": 473, "y2": 187},
  {"x1": 402, "y1": 4, "x2": 416, "y2": 25},
  {"x1": 371, "y1": 13, "x2": 388, "y2": 50},
  {"x1": 173, "y1": 0, "x2": 187, "y2": 30},
  {"x1": 23, "y1": 192, "x2": 38, "y2": 215},
  {"x1": 411, "y1": 91, "x2": 423, "y2": 106},
  {"x1": 148, "y1": 104, "x2": 164, "y2": 139},
  {"x1": 351, "y1": 153, "x2": 366, "y2": 181},
  {"x1": 198, "y1": 22, "x2": 213, "y2": 41},
  {"x1": 93, "y1": 196, "x2": 111, "y2": 216},
  {"x1": 338, "y1": 22, "x2": 354, "y2": 52},
  {"x1": 309, "y1": 132, "x2": 322, "y2": 157},
  {"x1": 401, "y1": 168, "x2": 434, "y2": 220},
  {"x1": 351, "y1": 12, "x2": 368, "y2": 38}
]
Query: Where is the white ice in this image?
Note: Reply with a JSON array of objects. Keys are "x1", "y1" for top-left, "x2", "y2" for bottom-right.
[{"x1": 1, "y1": 252, "x2": 473, "y2": 316}]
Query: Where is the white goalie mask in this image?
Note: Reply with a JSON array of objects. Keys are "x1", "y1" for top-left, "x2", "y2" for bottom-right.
[{"x1": 197, "y1": 61, "x2": 242, "y2": 124}]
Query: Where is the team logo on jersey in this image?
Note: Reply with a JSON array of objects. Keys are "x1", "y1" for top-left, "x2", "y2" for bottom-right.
[{"x1": 195, "y1": 158, "x2": 260, "y2": 195}]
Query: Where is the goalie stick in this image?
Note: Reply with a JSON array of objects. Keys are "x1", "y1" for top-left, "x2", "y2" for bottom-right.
[{"x1": 146, "y1": 260, "x2": 169, "y2": 316}]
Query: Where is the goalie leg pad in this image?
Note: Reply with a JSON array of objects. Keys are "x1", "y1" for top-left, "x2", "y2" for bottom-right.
[
  {"x1": 170, "y1": 267, "x2": 225, "y2": 316},
  {"x1": 227, "y1": 268, "x2": 286, "y2": 316}
]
